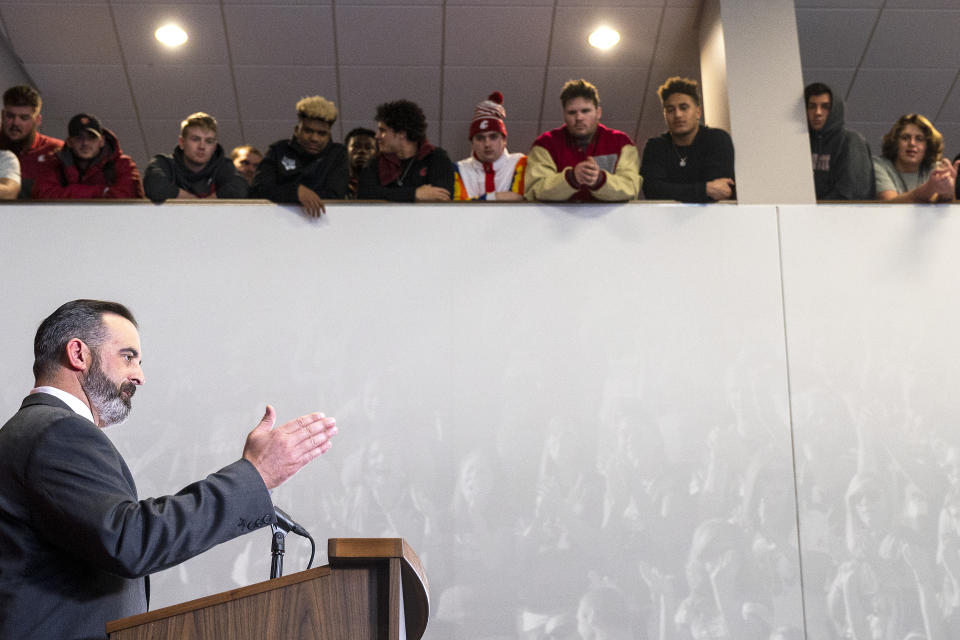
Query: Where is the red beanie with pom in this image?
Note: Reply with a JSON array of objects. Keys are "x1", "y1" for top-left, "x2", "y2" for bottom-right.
[{"x1": 469, "y1": 91, "x2": 508, "y2": 139}]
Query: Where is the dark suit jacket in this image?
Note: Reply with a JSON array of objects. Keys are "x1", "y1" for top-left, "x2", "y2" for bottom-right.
[{"x1": 0, "y1": 393, "x2": 276, "y2": 639}]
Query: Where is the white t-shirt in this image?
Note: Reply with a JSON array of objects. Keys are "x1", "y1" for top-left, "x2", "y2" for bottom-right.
[{"x1": 0, "y1": 149, "x2": 21, "y2": 183}]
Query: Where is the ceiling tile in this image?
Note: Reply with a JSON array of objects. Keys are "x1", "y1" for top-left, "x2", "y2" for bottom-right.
[
  {"x1": 127, "y1": 64, "x2": 239, "y2": 121},
  {"x1": 111, "y1": 0, "x2": 220, "y2": 3},
  {"x1": 794, "y1": 0, "x2": 882, "y2": 6},
  {"x1": 140, "y1": 118, "x2": 185, "y2": 159},
  {"x1": 440, "y1": 119, "x2": 471, "y2": 163},
  {"x1": 935, "y1": 83, "x2": 960, "y2": 123},
  {"x1": 2, "y1": 4, "x2": 120, "y2": 64},
  {"x1": 23, "y1": 64, "x2": 136, "y2": 122},
  {"x1": 233, "y1": 65, "x2": 338, "y2": 121},
  {"x1": 223, "y1": 5, "x2": 334, "y2": 64},
  {"x1": 795, "y1": 9, "x2": 879, "y2": 68},
  {"x1": 102, "y1": 119, "x2": 149, "y2": 170},
  {"x1": 219, "y1": 0, "x2": 328, "y2": 4},
  {"x1": 445, "y1": 0, "x2": 550, "y2": 6},
  {"x1": 843, "y1": 121, "x2": 890, "y2": 155},
  {"x1": 885, "y1": 0, "x2": 960, "y2": 7},
  {"x1": 800, "y1": 67, "x2": 857, "y2": 103},
  {"x1": 445, "y1": 6, "x2": 553, "y2": 67},
  {"x1": 548, "y1": 6, "x2": 660, "y2": 68},
  {"x1": 0, "y1": 0, "x2": 107, "y2": 4},
  {"x1": 336, "y1": 6, "x2": 441, "y2": 66},
  {"x1": 651, "y1": 7, "x2": 700, "y2": 70},
  {"x1": 542, "y1": 67, "x2": 647, "y2": 125},
  {"x1": 938, "y1": 123, "x2": 960, "y2": 159},
  {"x1": 846, "y1": 68, "x2": 954, "y2": 127},
  {"x1": 111, "y1": 4, "x2": 229, "y2": 66},
  {"x1": 863, "y1": 9, "x2": 960, "y2": 68},
  {"x1": 336, "y1": 0, "x2": 439, "y2": 5},
  {"x1": 36, "y1": 116, "x2": 65, "y2": 144},
  {"x1": 339, "y1": 66, "x2": 442, "y2": 124},
  {"x1": 442, "y1": 67, "x2": 546, "y2": 123},
  {"x1": 557, "y1": 0, "x2": 664, "y2": 6}
]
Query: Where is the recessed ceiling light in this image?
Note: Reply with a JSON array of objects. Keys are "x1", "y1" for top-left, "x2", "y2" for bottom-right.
[
  {"x1": 588, "y1": 27, "x2": 621, "y2": 50},
  {"x1": 155, "y1": 24, "x2": 188, "y2": 48}
]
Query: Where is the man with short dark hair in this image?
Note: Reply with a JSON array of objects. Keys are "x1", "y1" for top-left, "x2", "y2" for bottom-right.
[
  {"x1": 251, "y1": 96, "x2": 349, "y2": 217},
  {"x1": 526, "y1": 79, "x2": 639, "y2": 202},
  {"x1": 345, "y1": 127, "x2": 376, "y2": 198},
  {"x1": 357, "y1": 99, "x2": 455, "y2": 202},
  {"x1": 0, "y1": 85, "x2": 63, "y2": 198},
  {"x1": 231, "y1": 144, "x2": 262, "y2": 185},
  {"x1": 0, "y1": 299, "x2": 338, "y2": 638},
  {"x1": 641, "y1": 76, "x2": 735, "y2": 202},
  {"x1": 454, "y1": 92, "x2": 526, "y2": 201},
  {"x1": 143, "y1": 112, "x2": 249, "y2": 202},
  {"x1": 33, "y1": 113, "x2": 144, "y2": 199},
  {"x1": 804, "y1": 82, "x2": 874, "y2": 201}
]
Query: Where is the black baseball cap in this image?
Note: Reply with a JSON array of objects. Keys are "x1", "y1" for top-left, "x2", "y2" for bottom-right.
[{"x1": 68, "y1": 113, "x2": 103, "y2": 138}]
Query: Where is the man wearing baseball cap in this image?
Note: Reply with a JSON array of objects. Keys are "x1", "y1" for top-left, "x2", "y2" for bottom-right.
[
  {"x1": 453, "y1": 92, "x2": 526, "y2": 201},
  {"x1": 32, "y1": 113, "x2": 143, "y2": 199}
]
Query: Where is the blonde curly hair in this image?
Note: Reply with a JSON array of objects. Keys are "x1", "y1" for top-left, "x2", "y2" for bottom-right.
[{"x1": 296, "y1": 96, "x2": 338, "y2": 124}]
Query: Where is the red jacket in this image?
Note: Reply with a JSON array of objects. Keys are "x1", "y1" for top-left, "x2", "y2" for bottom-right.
[
  {"x1": 32, "y1": 129, "x2": 144, "y2": 199},
  {"x1": 0, "y1": 131, "x2": 63, "y2": 198}
]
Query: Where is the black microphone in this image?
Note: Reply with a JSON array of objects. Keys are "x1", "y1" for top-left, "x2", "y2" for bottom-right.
[{"x1": 273, "y1": 506, "x2": 310, "y2": 537}]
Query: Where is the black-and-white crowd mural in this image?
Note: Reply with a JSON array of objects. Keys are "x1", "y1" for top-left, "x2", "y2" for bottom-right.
[{"x1": 3, "y1": 203, "x2": 957, "y2": 639}]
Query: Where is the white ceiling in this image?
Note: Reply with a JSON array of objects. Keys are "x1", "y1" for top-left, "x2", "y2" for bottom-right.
[{"x1": 0, "y1": 0, "x2": 957, "y2": 168}]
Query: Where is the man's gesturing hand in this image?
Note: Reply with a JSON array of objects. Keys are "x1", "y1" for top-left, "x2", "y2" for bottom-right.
[{"x1": 242, "y1": 405, "x2": 338, "y2": 490}]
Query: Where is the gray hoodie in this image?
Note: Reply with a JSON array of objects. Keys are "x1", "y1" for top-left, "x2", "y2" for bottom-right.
[{"x1": 809, "y1": 93, "x2": 875, "y2": 200}]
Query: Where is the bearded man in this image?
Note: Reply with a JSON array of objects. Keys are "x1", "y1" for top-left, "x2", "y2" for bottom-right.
[{"x1": 0, "y1": 299, "x2": 338, "y2": 639}]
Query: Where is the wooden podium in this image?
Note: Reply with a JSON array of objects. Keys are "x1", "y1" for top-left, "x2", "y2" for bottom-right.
[{"x1": 106, "y1": 538, "x2": 429, "y2": 640}]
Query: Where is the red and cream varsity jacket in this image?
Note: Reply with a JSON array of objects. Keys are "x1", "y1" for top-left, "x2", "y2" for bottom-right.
[{"x1": 525, "y1": 123, "x2": 640, "y2": 202}]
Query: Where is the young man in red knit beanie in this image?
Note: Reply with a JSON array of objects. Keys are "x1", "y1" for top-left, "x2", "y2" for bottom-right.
[{"x1": 453, "y1": 92, "x2": 526, "y2": 201}]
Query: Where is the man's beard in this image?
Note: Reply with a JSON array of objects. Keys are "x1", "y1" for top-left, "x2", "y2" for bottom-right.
[{"x1": 82, "y1": 354, "x2": 136, "y2": 427}]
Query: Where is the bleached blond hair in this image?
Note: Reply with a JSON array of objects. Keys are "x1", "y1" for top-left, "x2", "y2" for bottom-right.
[{"x1": 296, "y1": 96, "x2": 338, "y2": 124}]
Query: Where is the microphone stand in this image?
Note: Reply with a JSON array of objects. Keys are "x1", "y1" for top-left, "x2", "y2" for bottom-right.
[
  {"x1": 268, "y1": 506, "x2": 316, "y2": 579},
  {"x1": 269, "y1": 526, "x2": 286, "y2": 579}
]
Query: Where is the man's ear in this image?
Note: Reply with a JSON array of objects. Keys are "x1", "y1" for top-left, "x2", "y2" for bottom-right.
[
  {"x1": 65, "y1": 338, "x2": 92, "y2": 372},
  {"x1": 596, "y1": 105, "x2": 602, "y2": 120}
]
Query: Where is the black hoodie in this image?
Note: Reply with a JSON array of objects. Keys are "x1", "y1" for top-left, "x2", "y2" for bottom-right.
[
  {"x1": 143, "y1": 144, "x2": 248, "y2": 202},
  {"x1": 809, "y1": 94, "x2": 875, "y2": 200}
]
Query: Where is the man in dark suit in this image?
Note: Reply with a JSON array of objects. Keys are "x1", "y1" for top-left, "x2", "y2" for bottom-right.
[{"x1": 0, "y1": 299, "x2": 338, "y2": 639}]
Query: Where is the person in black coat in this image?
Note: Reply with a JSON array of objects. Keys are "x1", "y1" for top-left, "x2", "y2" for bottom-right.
[
  {"x1": 358, "y1": 99, "x2": 454, "y2": 202},
  {"x1": 250, "y1": 95, "x2": 349, "y2": 217},
  {"x1": 143, "y1": 112, "x2": 249, "y2": 202}
]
